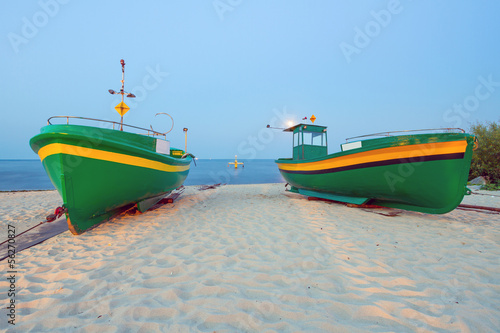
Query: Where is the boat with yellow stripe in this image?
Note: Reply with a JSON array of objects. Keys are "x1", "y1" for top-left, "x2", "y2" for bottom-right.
[
  {"x1": 275, "y1": 120, "x2": 476, "y2": 214},
  {"x1": 30, "y1": 118, "x2": 193, "y2": 235},
  {"x1": 29, "y1": 60, "x2": 194, "y2": 234}
]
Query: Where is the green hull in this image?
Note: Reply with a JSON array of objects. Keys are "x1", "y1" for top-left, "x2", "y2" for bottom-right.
[
  {"x1": 30, "y1": 124, "x2": 192, "y2": 234},
  {"x1": 276, "y1": 132, "x2": 475, "y2": 214}
]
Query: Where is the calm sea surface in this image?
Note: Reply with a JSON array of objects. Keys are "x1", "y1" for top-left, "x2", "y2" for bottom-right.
[{"x1": 0, "y1": 159, "x2": 285, "y2": 191}]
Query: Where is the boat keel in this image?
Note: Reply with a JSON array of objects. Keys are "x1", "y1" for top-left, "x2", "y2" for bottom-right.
[
  {"x1": 297, "y1": 188, "x2": 369, "y2": 205},
  {"x1": 136, "y1": 192, "x2": 170, "y2": 213}
]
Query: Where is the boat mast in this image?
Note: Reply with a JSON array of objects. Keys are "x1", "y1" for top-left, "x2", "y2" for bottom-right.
[
  {"x1": 183, "y1": 127, "x2": 188, "y2": 152},
  {"x1": 119, "y1": 59, "x2": 125, "y2": 130},
  {"x1": 108, "y1": 59, "x2": 136, "y2": 131}
]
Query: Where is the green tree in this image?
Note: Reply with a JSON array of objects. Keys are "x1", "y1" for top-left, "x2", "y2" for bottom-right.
[{"x1": 469, "y1": 120, "x2": 500, "y2": 184}]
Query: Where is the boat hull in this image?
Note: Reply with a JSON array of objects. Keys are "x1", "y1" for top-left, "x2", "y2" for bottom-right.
[
  {"x1": 30, "y1": 124, "x2": 192, "y2": 234},
  {"x1": 276, "y1": 133, "x2": 475, "y2": 214}
]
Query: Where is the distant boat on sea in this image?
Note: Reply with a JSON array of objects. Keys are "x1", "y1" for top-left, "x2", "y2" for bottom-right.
[
  {"x1": 29, "y1": 59, "x2": 194, "y2": 234},
  {"x1": 274, "y1": 117, "x2": 477, "y2": 214}
]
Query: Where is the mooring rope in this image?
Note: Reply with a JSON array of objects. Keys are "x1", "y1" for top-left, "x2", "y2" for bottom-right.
[{"x1": 0, "y1": 206, "x2": 66, "y2": 247}]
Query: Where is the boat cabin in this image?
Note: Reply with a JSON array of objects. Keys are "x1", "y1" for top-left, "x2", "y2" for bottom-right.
[{"x1": 284, "y1": 124, "x2": 328, "y2": 160}]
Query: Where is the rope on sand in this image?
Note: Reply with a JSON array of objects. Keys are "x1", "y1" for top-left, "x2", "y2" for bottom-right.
[
  {"x1": 471, "y1": 191, "x2": 500, "y2": 198},
  {"x1": 0, "y1": 206, "x2": 66, "y2": 247},
  {"x1": 457, "y1": 204, "x2": 500, "y2": 214}
]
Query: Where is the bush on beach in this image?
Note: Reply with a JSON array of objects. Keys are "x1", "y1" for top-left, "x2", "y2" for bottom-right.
[{"x1": 469, "y1": 120, "x2": 500, "y2": 186}]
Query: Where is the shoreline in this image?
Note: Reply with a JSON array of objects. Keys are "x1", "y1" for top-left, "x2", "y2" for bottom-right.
[
  {"x1": 1, "y1": 183, "x2": 499, "y2": 331},
  {"x1": 0, "y1": 189, "x2": 55, "y2": 193},
  {"x1": 2, "y1": 184, "x2": 498, "y2": 194}
]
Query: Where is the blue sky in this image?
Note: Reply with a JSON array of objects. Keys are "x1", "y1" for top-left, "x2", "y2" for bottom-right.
[{"x1": 1, "y1": 1, "x2": 499, "y2": 159}]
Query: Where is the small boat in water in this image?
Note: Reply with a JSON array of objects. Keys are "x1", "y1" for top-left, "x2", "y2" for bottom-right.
[
  {"x1": 275, "y1": 119, "x2": 477, "y2": 214},
  {"x1": 30, "y1": 60, "x2": 194, "y2": 234}
]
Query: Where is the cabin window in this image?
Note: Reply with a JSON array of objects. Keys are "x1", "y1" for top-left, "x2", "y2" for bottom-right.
[
  {"x1": 293, "y1": 132, "x2": 299, "y2": 147},
  {"x1": 298, "y1": 132, "x2": 302, "y2": 146},
  {"x1": 312, "y1": 132, "x2": 325, "y2": 146},
  {"x1": 301, "y1": 131, "x2": 326, "y2": 147},
  {"x1": 303, "y1": 132, "x2": 312, "y2": 145}
]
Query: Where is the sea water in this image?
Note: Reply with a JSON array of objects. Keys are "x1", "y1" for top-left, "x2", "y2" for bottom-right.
[
  {"x1": 0, "y1": 160, "x2": 55, "y2": 191},
  {"x1": 0, "y1": 159, "x2": 285, "y2": 191}
]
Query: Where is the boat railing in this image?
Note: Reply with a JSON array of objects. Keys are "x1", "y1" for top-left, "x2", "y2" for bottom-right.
[
  {"x1": 47, "y1": 116, "x2": 167, "y2": 139},
  {"x1": 345, "y1": 128, "x2": 465, "y2": 142}
]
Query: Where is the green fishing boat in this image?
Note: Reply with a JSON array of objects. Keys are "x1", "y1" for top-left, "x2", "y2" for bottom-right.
[
  {"x1": 275, "y1": 118, "x2": 477, "y2": 214},
  {"x1": 30, "y1": 60, "x2": 194, "y2": 234}
]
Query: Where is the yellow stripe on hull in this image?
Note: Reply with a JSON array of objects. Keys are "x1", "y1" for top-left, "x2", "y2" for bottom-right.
[
  {"x1": 37, "y1": 143, "x2": 189, "y2": 173},
  {"x1": 277, "y1": 140, "x2": 467, "y2": 172}
]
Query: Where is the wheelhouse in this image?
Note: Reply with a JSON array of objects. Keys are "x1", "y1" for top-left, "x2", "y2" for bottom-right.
[{"x1": 284, "y1": 123, "x2": 328, "y2": 160}]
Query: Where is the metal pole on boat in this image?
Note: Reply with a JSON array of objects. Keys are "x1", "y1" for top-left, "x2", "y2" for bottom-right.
[
  {"x1": 183, "y1": 128, "x2": 188, "y2": 152},
  {"x1": 108, "y1": 59, "x2": 136, "y2": 131},
  {"x1": 120, "y1": 59, "x2": 125, "y2": 130}
]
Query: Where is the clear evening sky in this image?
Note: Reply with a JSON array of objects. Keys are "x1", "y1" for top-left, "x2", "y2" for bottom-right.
[{"x1": 1, "y1": 1, "x2": 499, "y2": 159}]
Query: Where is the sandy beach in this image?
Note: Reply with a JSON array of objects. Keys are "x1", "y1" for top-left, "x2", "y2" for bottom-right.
[{"x1": 1, "y1": 184, "x2": 499, "y2": 332}]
